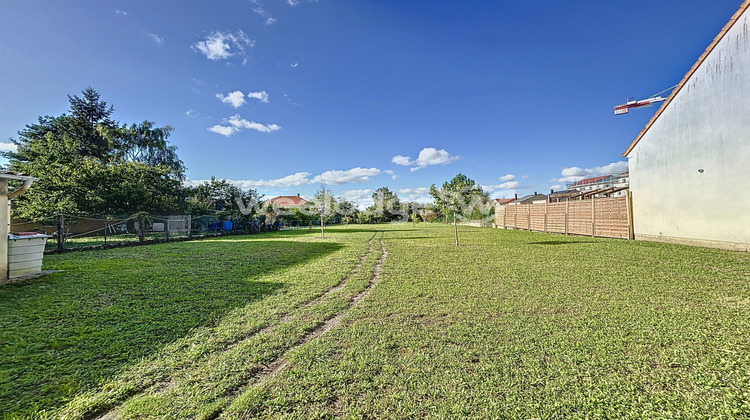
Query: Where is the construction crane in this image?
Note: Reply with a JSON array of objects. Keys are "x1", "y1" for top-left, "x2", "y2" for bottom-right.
[
  {"x1": 613, "y1": 85, "x2": 676, "y2": 115},
  {"x1": 613, "y1": 96, "x2": 666, "y2": 115}
]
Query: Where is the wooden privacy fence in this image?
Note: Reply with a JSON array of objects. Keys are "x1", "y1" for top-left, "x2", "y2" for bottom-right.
[{"x1": 495, "y1": 195, "x2": 634, "y2": 239}]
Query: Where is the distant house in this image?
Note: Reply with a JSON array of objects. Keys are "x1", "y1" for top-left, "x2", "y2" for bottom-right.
[
  {"x1": 547, "y1": 189, "x2": 580, "y2": 203},
  {"x1": 623, "y1": 2, "x2": 750, "y2": 251},
  {"x1": 267, "y1": 195, "x2": 308, "y2": 207},
  {"x1": 494, "y1": 198, "x2": 516, "y2": 206},
  {"x1": 511, "y1": 193, "x2": 547, "y2": 205},
  {"x1": 566, "y1": 172, "x2": 629, "y2": 198}
]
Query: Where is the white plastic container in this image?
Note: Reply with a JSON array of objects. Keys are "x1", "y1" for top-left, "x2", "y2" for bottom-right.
[{"x1": 8, "y1": 233, "x2": 52, "y2": 278}]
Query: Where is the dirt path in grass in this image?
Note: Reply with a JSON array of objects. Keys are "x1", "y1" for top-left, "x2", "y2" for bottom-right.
[
  {"x1": 87, "y1": 231, "x2": 384, "y2": 420},
  {"x1": 213, "y1": 232, "x2": 388, "y2": 419},
  {"x1": 262, "y1": 232, "x2": 387, "y2": 378}
]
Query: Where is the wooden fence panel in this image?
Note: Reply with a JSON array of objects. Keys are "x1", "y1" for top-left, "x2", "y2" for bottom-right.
[
  {"x1": 567, "y1": 200, "x2": 593, "y2": 236},
  {"x1": 496, "y1": 195, "x2": 629, "y2": 240},
  {"x1": 546, "y1": 202, "x2": 566, "y2": 233},
  {"x1": 516, "y1": 205, "x2": 530, "y2": 230},
  {"x1": 594, "y1": 196, "x2": 629, "y2": 238},
  {"x1": 495, "y1": 205, "x2": 505, "y2": 228},
  {"x1": 504, "y1": 205, "x2": 515, "y2": 228},
  {"x1": 530, "y1": 204, "x2": 545, "y2": 231}
]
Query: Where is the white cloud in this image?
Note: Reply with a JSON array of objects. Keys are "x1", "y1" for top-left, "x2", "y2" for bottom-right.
[
  {"x1": 249, "y1": 1, "x2": 277, "y2": 25},
  {"x1": 287, "y1": 0, "x2": 299, "y2": 5},
  {"x1": 241, "y1": 172, "x2": 312, "y2": 188},
  {"x1": 186, "y1": 166, "x2": 383, "y2": 193},
  {"x1": 391, "y1": 155, "x2": 412, "y2": 166},
  {"x1": 398, "y1": 187, "x2": 431, "y2": 203},
  {"x1": 498, "y1": 174, "x2": 515, "y2": 182},
  {"x1": 192, "y1": 30, "x2": 254, "y2": 64},
  {"x1": 227, "y1": 115, "x2": 281, "y2": 133},
  {"x1": 313, "y1": 167, "x2": 381, "y2": 185},
  {"x1": 216, "y1": 91, "x2": 246, "y2": 108},
  {"x1": 147, "y1": 33, "x2": 164, "y2": 46},
  {"x1": 185, "y1": 172, "x2": 312, "y2": 190},
  {"x1": 550, "y1": 184, "x2": 563, "y2": 191},
  {"x1": 207, "y1": 125, "x2": 236, "y2": 137},
  {"x1": 290, "y1": 62, "x2": 299, "y2": 68},
  {"x1": 0, "y1": 142, "x2": 18, "y2": 152},
  {"x1": 185, "y1": 109, "x2": 199, "y2": 118},
  {"x1": 551, "y1": 161, "x2": 629, "y2": 184},
  {"x1": 482, "y1": 181, "x2": 520, "y2": 197},
  {"x1": 392, "y1": 147, "x2": 460, "y2": 171},
  {"x1": 115, "y1": 9, "x2": 128, "y2": 16},
  {"x1": 341, "y1": 189, "x2": 374, "y2": 208},
  {"x1": 208, "y1": 115, "x2": 281, "y2": 136},
  {"x1": 247, "y1": 91, "x2": 269, "y2": 103}
]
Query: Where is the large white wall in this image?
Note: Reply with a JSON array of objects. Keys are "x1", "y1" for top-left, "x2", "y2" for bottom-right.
[{"x1": 627, "y1": 9, "x2": 750, "y2": 250}]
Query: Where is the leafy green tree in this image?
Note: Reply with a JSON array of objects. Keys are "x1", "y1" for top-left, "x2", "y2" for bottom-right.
[
  {"x1": 185, "y1": 177, "x2": 262, "y2": 231},
  {"x1": 429, "y1": 173, "x2": 491, "y2": 222},
  {"x1": 4, "y1": 88, "x2": 186, "y2": 227},
  {"x1": 289, "y1": 207, "x2": 318, "y2": 229},
  {"x1": 430, "y1": 173, "x2": 492, "y2": 246},
  {"x1": 312, "y1": 184, "x2": 334, "y2": 238},
  {"x1": 110, "y1": 121, "x2": 185, "y2": 178},
  {"x1": 64, "y1": 87, "x2": 116, "y2": 159},
  {"x1": 336, "y1": 199, "x2": 358, "y2": 224},
  {"x1": 368, "y1": 186, "x2": 403, "y2": 222},
  {"x1": 98, "y1": 163, "x2": 184, "y2": 240}
]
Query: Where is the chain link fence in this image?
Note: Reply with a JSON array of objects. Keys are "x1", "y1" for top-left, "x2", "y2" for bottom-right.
[{"x1": 10, "y1": 214, "x2": 282, "y2": 253}]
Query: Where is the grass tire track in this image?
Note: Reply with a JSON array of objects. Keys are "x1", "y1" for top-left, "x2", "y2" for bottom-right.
[
  {"x1": 216, "y1": 231, "x2": 388, "y2": 420},
  {"x1": 82, "y1": 231, "x2": 380, "y2": 420}
]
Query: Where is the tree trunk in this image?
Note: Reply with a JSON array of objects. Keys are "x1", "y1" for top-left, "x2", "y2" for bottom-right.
[
  {"x1": 56, "y1": 215, "x2": 65, "y2": 252},
  {"x1": 136, "y1": 213, "x2": 146, "y2": 242},
  {"x1": 320, "y1": 215, "x2": 325, "y2": 238},
  {"x1": 453, "y1": 211, "x2": 459, "y2": 247}
]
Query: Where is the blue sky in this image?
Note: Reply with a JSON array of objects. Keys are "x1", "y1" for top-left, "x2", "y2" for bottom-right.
[{"x1": 0, "y1": 0, "x2": 743, "y2": 207}]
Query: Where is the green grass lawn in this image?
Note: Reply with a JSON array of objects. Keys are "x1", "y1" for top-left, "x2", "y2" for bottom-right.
[
  {"x1": 45, "y1": 233, "x2": 177, "y2": 251},
  {"x1": 1, "y1": 224, "x2": 749, "y2": 418}
]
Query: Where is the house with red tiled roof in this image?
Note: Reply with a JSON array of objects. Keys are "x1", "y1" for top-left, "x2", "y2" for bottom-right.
[
  {"x1": 567, "y1": 172, "x2": 629, "y2": 198},
  {"x1": 267, "y1": 195, "x2": 308, "y2": 207},
  {"x1": 494, "y1": 198, "x2": 516, "y2": 205},
  {"x1": 623, "y1": 1, "x2": 750, "y2": 251},
  {"x1": 569, "y1": 175, "x2": 610, "y2": 187}
]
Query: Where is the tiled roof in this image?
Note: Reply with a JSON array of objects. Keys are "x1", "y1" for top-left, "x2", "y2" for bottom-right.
[
  {"x1": 494, "y1": 198, "x2": 516, "y2": 205},
  {"x1": 570, "y1": 175, "x2": 609, "y2": 187},
  {"x1": 268, "y1": 195, "x2": 308, "y2": 206}
]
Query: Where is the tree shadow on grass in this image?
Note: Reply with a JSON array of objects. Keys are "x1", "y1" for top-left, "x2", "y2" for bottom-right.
[
  {"x1": 387, "y1": 236, "x2": 433, "y2": 241},
  {"x1": 528, "y1": 240, "x2": 595, "y2": 245},
  {"x1": 0, "y1": 240, "x2": 342, "y2": 416}
]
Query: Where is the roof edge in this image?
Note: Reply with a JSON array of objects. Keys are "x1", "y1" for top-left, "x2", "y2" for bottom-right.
[{"x1": 622, "y1": 0, "x2": 750, "y2": 157}]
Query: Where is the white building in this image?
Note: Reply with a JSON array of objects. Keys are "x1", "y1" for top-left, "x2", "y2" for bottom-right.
[
  {"x1": 567, "y1": 172, "x2": 629, "y2": 198},
  {"x1": 623, "y1": 2, "x2": 750, "y2": 251}
]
